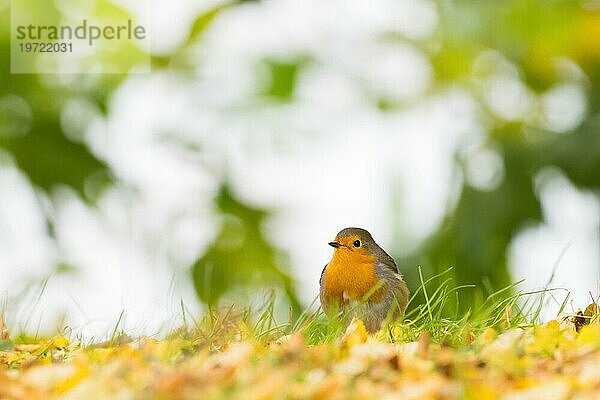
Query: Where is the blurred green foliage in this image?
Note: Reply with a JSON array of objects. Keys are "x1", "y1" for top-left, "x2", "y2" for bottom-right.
[
  {"x1": 261, "y1": 59, "x2": 303, "y2": 101},
  {"x1": 404, "y1": 0, "x2": 600, "y2": 309},
  {"x1": 192, "y1": 185, "x2": 302, "y2": 312},
  {"x1": 0, "y1": 1, "x2": 134, "y2": 199},
  {"x1": 0, "y1": 0, "x2": 599, "y2": 314},
  {"x1": 0, "y1": 16, "x2": 108, "y2": 197}
]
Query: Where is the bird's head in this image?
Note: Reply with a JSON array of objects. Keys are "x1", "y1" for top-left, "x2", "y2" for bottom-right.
[{"x1": 328, "y1": 227, "x2": 380, "y2": 262}]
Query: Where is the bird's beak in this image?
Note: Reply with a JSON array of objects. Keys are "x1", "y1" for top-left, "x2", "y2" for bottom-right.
[{"x1": 328, "y1": 241, "x2": 342, "y2": 248}]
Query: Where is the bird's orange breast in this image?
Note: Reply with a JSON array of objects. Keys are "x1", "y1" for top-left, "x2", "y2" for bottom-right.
[{"x1": 322, "y1": 250, "x2": 384, "y2": 304}]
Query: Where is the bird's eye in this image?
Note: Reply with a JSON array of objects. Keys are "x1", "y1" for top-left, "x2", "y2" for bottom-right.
[{"x1": 353, "y1": 240, "x2": 361, "y2": 248}]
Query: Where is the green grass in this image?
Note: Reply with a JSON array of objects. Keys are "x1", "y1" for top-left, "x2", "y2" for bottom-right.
[
  {"x1": 166, "y1": 267, "x2": 572, "y2": 351},
  {"x1": 2, "y1": 269, "x2": 597, "y2": 400}
]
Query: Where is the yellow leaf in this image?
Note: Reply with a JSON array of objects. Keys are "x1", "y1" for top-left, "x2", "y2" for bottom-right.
[
  {"x1": 341, "y1": 318, "x2": 368, "y2": 347},
  {"x1": 525, "y1": 320, "x2": 562, "y2": 356},
  {"x1": 54, "y1": 362, "x2": 89, "y2": 394},
  {"x1": 465, "y1": 383, "x2": 498, "y2": 400},
  {"x1": 577, "y1": 323, "x2": 600, "y2": 348},
  {"x1": 388, "y1": 323, "x2": 403, "y2": 342},
  {"x1": 4, "y1": 352, "x2": 20, "y2": 365},
  {"x1": 86, "y1": 348, "x2": 117, "y2": 363},
  {"x1": 476, "y1": 328, "x2": 497, "y2": 346},
  {"x1": 50, "y1": 337, "x2": 70, "y2": 350}
]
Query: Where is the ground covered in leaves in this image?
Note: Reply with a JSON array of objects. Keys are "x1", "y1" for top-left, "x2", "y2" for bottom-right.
[{"x1": 1, "y1": 309, "x2": 600, "y2": 400}]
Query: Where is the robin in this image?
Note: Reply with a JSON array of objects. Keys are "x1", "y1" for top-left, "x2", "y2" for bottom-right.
[{"x1": 319, "y1": 227, "x2": 409, "y2": 332}]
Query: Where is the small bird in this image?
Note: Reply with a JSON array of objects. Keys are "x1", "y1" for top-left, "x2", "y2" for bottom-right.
[{"x1": 319, "y1": 227, "x2": 409, "y2": 332}]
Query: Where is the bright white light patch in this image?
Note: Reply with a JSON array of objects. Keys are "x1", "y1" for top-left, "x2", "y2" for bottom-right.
[
  {"x1": 509, "y1": 170, "x2": 600, "y2": 320},
  {"x1": 483, "y1": 75, "x2": 535, "y2": 121},
  {"x1": 539, "y1": 83, "x2": 587, "y2": 133},
  {"x1": 464, "y1": 146, "x2": 505, "y2": 191}
]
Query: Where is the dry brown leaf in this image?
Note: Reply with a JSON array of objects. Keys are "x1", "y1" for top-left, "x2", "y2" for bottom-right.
[
  {"x1": 0, "y1": 315, "x2": 9, "y2": 341},
  {"x1": 417, "y1": 331, "x2": 430, "y2": 358},
  {"x1": 584, "y1": 303, "x2": 598, "y2": 319}
]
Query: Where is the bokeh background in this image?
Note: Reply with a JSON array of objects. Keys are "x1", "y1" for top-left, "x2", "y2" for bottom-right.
[{"x1": 1, "y1": 0, "x2": 599, "y2": 339}]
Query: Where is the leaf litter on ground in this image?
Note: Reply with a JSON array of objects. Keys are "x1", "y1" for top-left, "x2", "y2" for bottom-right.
[{"x1": 1, "y1": 274, "x2": 599, "y2": 400}]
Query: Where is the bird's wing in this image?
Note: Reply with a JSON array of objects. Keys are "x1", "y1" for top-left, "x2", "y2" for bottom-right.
[
  {"x1": 319, "y1": 263, "x2": 328, "y2": 285},
  {"x1": 381, "y1": 253, "x2": 399, "y2": 274}
]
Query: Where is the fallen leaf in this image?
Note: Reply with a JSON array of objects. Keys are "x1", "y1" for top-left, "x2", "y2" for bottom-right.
[
  {"x1": 0, "y1": 315, "x2": 8, "y2": 340},
  {"x1": 341, "y1": 318, "x2": 368, "y2": 347}
]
